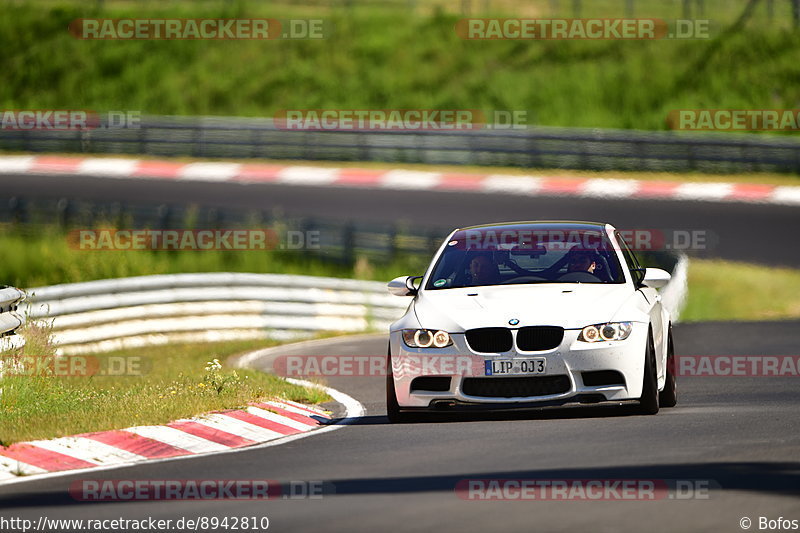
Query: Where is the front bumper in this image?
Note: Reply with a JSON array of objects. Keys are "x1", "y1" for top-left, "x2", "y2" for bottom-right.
[{"x1": 388, "y1": 325, "x2": 648, "y2": 409}]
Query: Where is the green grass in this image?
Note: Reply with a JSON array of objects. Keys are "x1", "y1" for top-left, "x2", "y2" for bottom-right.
[
  {"x1": 682, "y1": 258, "x2": 800, "y2": 322},
  {"x1": 0, "y1": 330, "x2": 331, "y2": 446},
  {"x1": 1, "y1": 1, "x2": 798, "y2": 132},
  {"x1": 0, "y1": 225, "x2": 431, "y2": 288}
]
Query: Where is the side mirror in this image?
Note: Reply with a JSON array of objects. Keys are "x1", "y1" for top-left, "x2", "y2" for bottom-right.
[
  {"x1": 388, "y1": 276, "x2": 421, "y2": 296},
  {"x1": 640, "y1": 268, "x2": 671, "y2": 289}
]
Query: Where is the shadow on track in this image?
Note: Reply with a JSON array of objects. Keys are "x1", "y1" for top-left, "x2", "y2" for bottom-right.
[
  {"x1": 343, "y1": 402, "x2": 654, "y2": 426},
  {"x1": 1, "y1": 462, "x2": 797, "y2": 508}
]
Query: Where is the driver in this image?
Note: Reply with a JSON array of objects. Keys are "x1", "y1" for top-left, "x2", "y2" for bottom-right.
[
  {"x1": 467, "y1": 253, "x2": 500, "y2": 286},
  {"x1": 567, "y1": 251, "x2": 597, "y2": 274}
]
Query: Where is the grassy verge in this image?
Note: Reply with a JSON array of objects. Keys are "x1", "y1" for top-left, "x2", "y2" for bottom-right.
[
  {"x1": 682, "y1": 259, "x2": 800, "y2": 322},
  {"x1": 0, "y1": 225, "x2": 431, "y2": 289},
  {"x1": 1, "y1": 1, "x2": 798, "y2": 132},
  {"x1": 0, "y1": 331, "x2": 331, "y2": 446}
]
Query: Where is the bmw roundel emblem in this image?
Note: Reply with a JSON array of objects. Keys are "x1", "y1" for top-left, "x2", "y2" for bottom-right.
[{"x1": 508, "y1": 318, "x2": 520, "y2": 326}]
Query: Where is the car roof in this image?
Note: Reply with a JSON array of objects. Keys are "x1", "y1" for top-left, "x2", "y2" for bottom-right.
[{"x1": 457, "y1": 221, "x2": 611, "y2": 232}]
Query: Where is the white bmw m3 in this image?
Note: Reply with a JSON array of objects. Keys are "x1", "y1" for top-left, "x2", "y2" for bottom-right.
[{"x1": 386, "y1": 221, "x2": 677, "y2": 422}]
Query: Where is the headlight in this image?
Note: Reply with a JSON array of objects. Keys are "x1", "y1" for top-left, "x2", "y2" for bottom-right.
[
  {"x1": 402, "y1": 329, "x2": 452, "y2": 348},
  {"x1": 578, "y1": 322, "x2": 632, "y2": 342}
]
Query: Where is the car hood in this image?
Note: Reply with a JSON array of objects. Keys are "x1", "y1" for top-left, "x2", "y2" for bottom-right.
[{"x1": 412, "y1": 283, "x2": 640, "y2": 331}]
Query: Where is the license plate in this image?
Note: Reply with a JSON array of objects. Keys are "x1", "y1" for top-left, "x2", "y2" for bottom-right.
[{"x1": 485, "y1": 358, "x2": 546, "y2": 376}]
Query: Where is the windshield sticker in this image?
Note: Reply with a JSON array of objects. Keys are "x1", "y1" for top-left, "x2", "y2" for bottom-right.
[{"x1": 433, "y1": 279, "x2": 448, "y2": 287}]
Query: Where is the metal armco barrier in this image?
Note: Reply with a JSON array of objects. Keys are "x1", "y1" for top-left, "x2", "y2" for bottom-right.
[
  {"x1": 1, "y1": 116, "x2": 798, "y2": 173},
  {"x1": 0, "y1": 286, "x2": 26, "y2": 351},
  {"x1": 25, "y1": 273, "x2": 410, "y2": 355}
]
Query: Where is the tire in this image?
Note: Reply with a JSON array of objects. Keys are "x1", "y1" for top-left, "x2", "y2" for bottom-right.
[
  {"x1": 386, "y1": 343, "x2": 414, "y2": 423},
  {"x1": 659, "y1": 325, "x2": 678, "y2": 408},
  {"x1": 386, "y1": 373, "x2": 404, "y2": 423},
  {"x1": 636, "y1": 327, "x2": 660, "y2": 415}
]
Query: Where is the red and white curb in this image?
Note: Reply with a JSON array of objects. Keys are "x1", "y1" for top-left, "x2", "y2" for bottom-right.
[
  {"x1": 1, "y1": 155, "x2": 799, "y2": 205},
  {"x1": 0, "y1": 384, "x2": 362, "y2": 485}
]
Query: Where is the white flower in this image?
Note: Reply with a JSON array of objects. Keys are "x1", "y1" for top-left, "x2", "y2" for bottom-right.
[{"x1": 205, "y1": 358, "x2": 222, "y2": 372}]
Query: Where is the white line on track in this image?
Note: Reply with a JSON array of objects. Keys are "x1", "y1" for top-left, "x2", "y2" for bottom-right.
[
  {"x1": 246, "y1": 406, "x2": 319, "y2": 431},
  {"x1": 581, "y1": 178, "x2": 640, "y2": 198},
  {"x1": 0, "y1": 155, "x2": 36, "y2": 173},
  {"x1": 123, "y1": 425, "x2": 231, "y2": 453},
  {"x1": 178, "y1": 162, "x2": 243, "y2": 181},
  {"x1": 379, "y1": 170, "x2": 442, "y2": 190},
  {"x1": 673, "y1": 182, "x2": 734, "y2": 201},
  {"x1": 277, "y1": 166, "x2": 340, "y2": 185},
  {"x1": 482, "y1": 175, "x2": 542, "y2": 194},
  {"x1": 77, "y1": 158, "x2": 140, "y2": 177},
  {"x1": 190, "y1": 413, "x2": 286, "y2": 442},
  {"x1": 19, "y1": 437, "x2": 145, "y2": 466}
]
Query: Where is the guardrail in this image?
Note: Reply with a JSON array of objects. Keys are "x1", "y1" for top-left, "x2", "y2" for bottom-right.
[
  {"x1": 23, "y1": 257, "x2": 687, "y2": 355},
  {"x1": 659, "y1": 254, "x2": 688, "y2": 322},
  {"x1": 2, "y1": 116, "x2": 799, "y2": 174},
  {"x1": 25, "y1": 273, "x2": 410, "y2": 355},
  {"x1": 0, "y1": 286, "x2": 26, "y2": 351}
]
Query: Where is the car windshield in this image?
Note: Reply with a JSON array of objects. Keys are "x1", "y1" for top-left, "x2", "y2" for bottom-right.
[{"x1": 425, "y1": 226, "x2": 626, "y2": 290}]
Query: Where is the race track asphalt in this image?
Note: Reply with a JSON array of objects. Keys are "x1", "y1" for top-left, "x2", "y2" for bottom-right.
[{"x1": 2, "y1": 321, "x2": 798, "y2": 533}]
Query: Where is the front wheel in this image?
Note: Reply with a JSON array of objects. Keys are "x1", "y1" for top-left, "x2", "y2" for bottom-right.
[
  {"x1": 386, "y1": 373, "x2": 404, "y2": 423},
  {"x1": 635, "y1": 328, "x2": 660, "y2": 415},
  {"x1": 386, "y1": 344, "x2": 415, "y2": 423},
  {"x1": 659, "y1": 326, "x2": 677, "y2": 408}
]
